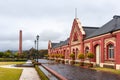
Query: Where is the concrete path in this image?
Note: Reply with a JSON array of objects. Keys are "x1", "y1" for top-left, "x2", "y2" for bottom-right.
[
  {"x1": 19, "y1": 60, "x2": 41, "y2": 80},
  {"x1": 19, "y1": 67, "x2": 40, "y2": 80}
]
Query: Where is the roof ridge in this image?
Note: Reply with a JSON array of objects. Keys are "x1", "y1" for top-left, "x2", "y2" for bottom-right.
[{"x1": 83, "y1": 26, "x2": 99, "y2": 29}]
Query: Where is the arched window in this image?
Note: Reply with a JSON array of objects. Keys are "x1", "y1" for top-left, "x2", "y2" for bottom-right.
[
  {"x1": 63, "y1": 50, "x2": 66, "y2": 58},
  {"x1": 85, "y1": 47, "x2": 89, "y2": 54},
  {"x1": 67, "y1": 50, "x2": 69, "y2": 58},
  {"x1": 108, "y1": 44, "x2": 114, "y2": 59},
  {"x1": 76, "y1": 48, "x2": 79, "y2": 54},
  {"x1": 73, "y1": 49, "x2": 75, "y2": 54},
  {"x1": 76, "y1": 48, "x2": 79, "y2": 59}
]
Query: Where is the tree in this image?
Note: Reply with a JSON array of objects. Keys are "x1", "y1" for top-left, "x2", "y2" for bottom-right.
[
  {"x1": 29, "y1": 48, "x2": 36, "y2": 59},
  {"x1": 13, "y1": 52, "x2": 19, "y2": 58},
  {"x1": 4, "y1": 50, "x2": 12, "y2": 58},
  {"x1": 22, "y1": 50, "x2": 29, "y2": 58},
  {"x1": 78, "y1": 53, "x2": 85, "y2": 66},
  {"x1": 78, "y1": 53, "x2": 84, "y2": 60},
  {"x1": 87, "y1": 52, "x2": 94, "y2": 63},
  {"x1": 87, "y1": 52, "x2": 94, "y2": 67},
  {"x1": 0, "y1": 52, "x2": 4, "y2": 57},
  {"x1": 69, "y1": 53, "x2": 75, "y2": 65},
  {"x1": 38, "y1": 49, "x2": 48, "y2": 58},
  {"x1": 59, "y1": 54, "x2": 64, "y2": 59}
]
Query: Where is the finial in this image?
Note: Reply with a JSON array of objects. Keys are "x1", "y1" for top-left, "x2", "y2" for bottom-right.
[{"x1": 75, "y1": 8, "x2": 77, "y2": 18}]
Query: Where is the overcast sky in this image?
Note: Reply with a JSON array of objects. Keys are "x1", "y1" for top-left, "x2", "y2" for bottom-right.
[{"x1": 0, "y1": 0, "x2": 120, "y2": 51}]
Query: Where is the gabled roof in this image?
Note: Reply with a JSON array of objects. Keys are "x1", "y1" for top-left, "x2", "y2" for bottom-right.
[
  {"x1": 51, "y1": 38, "x2": 69, "y2": 48},
  {"x1": 85, "y1": 15, "x2": 120, "y2": 39}
]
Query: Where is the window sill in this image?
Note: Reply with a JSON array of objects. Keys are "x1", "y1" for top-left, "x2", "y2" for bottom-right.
[{"x1": 105, "y1": 59, "x2": 115, "y2": 63}]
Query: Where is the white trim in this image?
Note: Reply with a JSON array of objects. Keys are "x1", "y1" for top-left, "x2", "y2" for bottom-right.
[
  {"x1": 116, "y1": 64, "x2": 120, "y2": 70},
  {"x1": 75, "y1": 18, "x2": 85, "y2": 35}
]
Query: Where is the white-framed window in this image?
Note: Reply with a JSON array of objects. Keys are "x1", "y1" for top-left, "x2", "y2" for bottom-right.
[{"x1": 108, "y1": 44, "x2": 114, "y2": 59}]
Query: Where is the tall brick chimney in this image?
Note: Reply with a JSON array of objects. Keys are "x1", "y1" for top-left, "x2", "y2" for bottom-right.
[{"x1": 19, "y1": 30, "x2": 22, "y2": 54}]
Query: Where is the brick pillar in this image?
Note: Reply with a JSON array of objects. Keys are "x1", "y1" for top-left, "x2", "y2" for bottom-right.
[
  {"x1": 116, "y1": 33, "x2": 120, "y2": 64},
  {"x1": 101, "y1": 38, "x2": 104, "y2": 63},
  {"x1": 19, "y1": 30, "x2": 22, "y2": 54}
]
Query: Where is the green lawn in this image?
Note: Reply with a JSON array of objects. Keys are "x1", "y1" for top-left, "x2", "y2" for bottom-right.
[
  {"x1": 0, "y1": 67, "x2": 22, "y2": 80},
  {"x1": 0, "y1": 61, "x2": 25, "y2": 65},
  {"x1": 0, "y1": 61, "x2": 25, "y2": 80},
  {"x1": 92, "y1": 67, "x2": 120, "y2": 75}
]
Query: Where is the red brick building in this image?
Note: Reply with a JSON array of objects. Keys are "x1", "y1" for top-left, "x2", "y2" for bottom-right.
[{"x1": 48, "y1": 15, "x2": 120, "y2": 69}]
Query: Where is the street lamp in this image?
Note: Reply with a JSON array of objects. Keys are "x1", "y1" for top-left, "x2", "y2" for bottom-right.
[
  {"x1": 34, "y1": 40, "x2": 36, "y2": 60},
  {"x1": 34, "y1": 40, "x2": 36, "y2": 49},
  {"x1": 36, "y1": 35, "x2": 39, "y2": 62}
]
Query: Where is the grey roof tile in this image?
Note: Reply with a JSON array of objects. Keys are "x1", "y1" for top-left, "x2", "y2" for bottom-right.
[
  {"x1": 83, "y1": 26, "x2": 99, "y2": 38},
  {"x1": 51, "y1": 38, "x2": 69, "y2": 48}
]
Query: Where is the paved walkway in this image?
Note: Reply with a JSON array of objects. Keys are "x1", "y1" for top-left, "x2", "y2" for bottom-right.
[
  {"x1": 0, "y1": 60, "x2": 41, "y2": 80},
  {"x1": 19, "y1": 60, "x2": 41, "y2": 80},
  {"x1": 19, "y1": 67, "x2": 40, "y2": 80}
]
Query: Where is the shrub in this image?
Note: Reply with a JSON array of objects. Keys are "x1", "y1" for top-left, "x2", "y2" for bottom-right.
[
  {"x1": 51, "y1": 54, "x2": 55, "y2": 58},
  {"x1": 78, "y1": 53, "x2": 84, "y2": 60},
  {"x1": 87, "y1": 52, "x2": 94, "y2": 59},
  {"x1": 77, "y1": 53, "x2": 85, "y2": 66},
  {"x1": 70, "y1": 53, "x2": 75, "y2": 60},
  {"x1": 56, "y1": 54, "x2": 60, "y2": 58},
  {"x1": 87, "y1": 52, "x2": 94, "y2": 67},
  {"x1": 60, "y1": 54, "x2": 65, "y2": 59},
  {"x1": 44, "y1": 54, "x2": 48, "y2": 59}
]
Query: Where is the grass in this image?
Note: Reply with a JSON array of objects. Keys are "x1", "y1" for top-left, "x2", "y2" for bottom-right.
[
  {"x1": 0, "y1": 58, "x2": 27, "y2": 61},
  {"x1": 35, "y1": 65, "x2": 49, "y2": 80},
  {"x1": 0, "y1": 67, "x2": 22, "y2": 80},
  {"x1": 92, "y1": 67, "x2": 120, "y2": 75},
  {"x1": 0, "y1": 61, "x2": 25, "y2": 65}
]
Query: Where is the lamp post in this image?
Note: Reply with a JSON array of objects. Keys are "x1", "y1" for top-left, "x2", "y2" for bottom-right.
[
  {"x1": 36, "y1": 35, "x2": 39, "y2": 62},
  {"x1": 34, "y1": 40, "x2": 36, "y2": 49},
  {"x1": 34, "y1": 40, "x2": 36, "y2": 60}
]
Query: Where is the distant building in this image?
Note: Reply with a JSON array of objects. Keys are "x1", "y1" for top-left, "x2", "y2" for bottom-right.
[{"x1": 48, "y1": 15, "x2": 120, "y2": 69}]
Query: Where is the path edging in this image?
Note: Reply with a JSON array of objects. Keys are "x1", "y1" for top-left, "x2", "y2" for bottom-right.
[{"x1": 41, "y1": 64, "x2": 68, "y2": 80}]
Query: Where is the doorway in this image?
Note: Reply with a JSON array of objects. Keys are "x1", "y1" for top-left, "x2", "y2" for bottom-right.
[{"x1": 95, "y1": 45, "x2": 100, "y2": 65}]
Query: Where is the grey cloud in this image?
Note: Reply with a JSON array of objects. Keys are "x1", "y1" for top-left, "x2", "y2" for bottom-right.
[
  {"x1": 39, "y1": 30, "x2": 62, "y2": 41},
  {"x1": 0, "y1": 41, "x2": 18, "y2": 51},
  {"x1": 0, "y1": 31, "x2": 34, "y2": 41}
]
